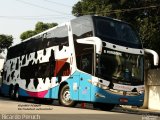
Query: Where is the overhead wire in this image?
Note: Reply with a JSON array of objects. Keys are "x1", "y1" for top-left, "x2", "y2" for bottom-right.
[
  {"x1": 15, "y1": 0, "x2": 69, "y2": 15},
  {"x1": 43, "y1": 0, "x2": 72, "y2": 7},
  {"x1": 0, "y1": 3, "x2": 159, "y2": 20},
  {"x1": 73, "y1": 4, "x2": 160, "y2": 15},
  {"x1": 0, "y1": 15, "x2": 72, "y2": 20}
]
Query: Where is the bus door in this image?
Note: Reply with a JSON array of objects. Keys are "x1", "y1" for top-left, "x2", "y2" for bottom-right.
[
  {"x1": 78, "y1": 52, "x2": 93, "y2": 101},
  {"x1": 74, "y1": 39, "x2": 96, "y2": 101}
]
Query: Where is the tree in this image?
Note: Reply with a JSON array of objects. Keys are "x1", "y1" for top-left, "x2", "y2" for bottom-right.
[
  {"x1": 35, "y1": 22, "x2": 58, "y2": 33},
  {"x1": 20, "y1": 30, "x2": 37, "y2": 41},
  {"x1": 72, "y1": 0, "x2": 112, "y2": 17},
  {"x1": 72, "y1": 0, "x2": 160, "y2": 55},
  {"x1": 0, "y1": 34, "x2": 13, "y2": 53},
  {"x1": 20, "y1": 22, "x2": 58, "y2": 40}
]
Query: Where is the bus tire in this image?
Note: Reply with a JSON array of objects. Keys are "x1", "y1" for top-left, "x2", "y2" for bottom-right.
[
  {"x1": 93, "y1": 103, "x2": 115, "y2": 111},
  {"x1": 59, "y1": 84, "x2": 76, "y2": 107},
  {"x1": 14, "y1": 86, "x2": 20, "y2": 100},
  {"x1": 9, "y1": 85, "x2": 14, "y2": 99}
]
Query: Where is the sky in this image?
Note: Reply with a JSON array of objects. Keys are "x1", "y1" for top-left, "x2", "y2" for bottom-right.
[{"x1": 0, "y1": 0, "x2": 79, "y2": 47}]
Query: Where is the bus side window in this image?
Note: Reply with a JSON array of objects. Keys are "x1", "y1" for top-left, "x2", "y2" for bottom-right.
[
  {"x1": 38, "y1": 25, "x2": 69, "y2": 50},
  {"x1": 54, "y1": 25, "x2": 69, "y2": 47}
]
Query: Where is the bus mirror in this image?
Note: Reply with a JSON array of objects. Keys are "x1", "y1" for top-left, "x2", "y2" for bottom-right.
[
  {"x1": 76, "y1": 37, "x2": 103, "y2": 54},
  {"x1": 144, "y1": 48, "x2": 159, "y2": 66}
]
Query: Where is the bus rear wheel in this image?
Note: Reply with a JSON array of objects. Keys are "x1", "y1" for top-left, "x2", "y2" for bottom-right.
[
  {"x1": 9, "y1": 85, "x2": 14, "y2": 99},
  {"x1": 59, "y1": 84, "x2": 76, "y2": 107},
  {"x1": 14, "y1": 86, "x2": 20, "y2": 100},
  {"x1": 93, "y1": 103, "x2": 115, "y2": 111}
]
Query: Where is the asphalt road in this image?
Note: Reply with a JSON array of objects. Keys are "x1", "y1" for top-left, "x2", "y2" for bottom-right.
[{"x1": 0, "y1": 96, "x2": 155, "y2": 120}]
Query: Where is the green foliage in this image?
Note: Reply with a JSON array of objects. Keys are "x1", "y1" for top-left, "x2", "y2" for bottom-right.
[
  {"x1": 0, "y1": 34, "x2": 13, "y2": 53},
  {"x1": 72, "y1": 0, "x2": 119, "y2": 17},
  {"x1": 20, "y1": 22, "x2": 58, "y2": 40},
  {"x1": 20, "y1": 30, "x2": 37, "y2": 41},
  {"x1": 35, "y1": 22, "x2": 58, "y2": 33},
  {"x1": 72, "y1": 0, "x2": 160, "y2": 55}
]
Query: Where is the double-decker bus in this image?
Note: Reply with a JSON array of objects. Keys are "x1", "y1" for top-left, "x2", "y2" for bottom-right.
[{"x1": 1, "y1": 15, "x2": 159, "y2": 110}]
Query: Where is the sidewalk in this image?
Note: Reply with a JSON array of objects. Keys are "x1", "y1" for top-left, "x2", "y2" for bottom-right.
[
  {"x1": 75, "y1": 103, "x2": 160, "y2": 116},
  {"x1": 116, "y1": 106, "x2": 160, "y2": 116}
]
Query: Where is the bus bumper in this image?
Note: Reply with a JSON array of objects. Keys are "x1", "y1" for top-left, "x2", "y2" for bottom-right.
[{"x1": 91, "y1": 85, "x2": 144, "y2": 106}]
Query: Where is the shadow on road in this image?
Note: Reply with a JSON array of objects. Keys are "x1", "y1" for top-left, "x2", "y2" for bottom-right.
[{"x1": 0, "y1": 95, "x2": 160, "y2": 116}]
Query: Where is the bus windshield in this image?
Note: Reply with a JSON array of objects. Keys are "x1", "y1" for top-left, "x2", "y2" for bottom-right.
[
  {"x1": 97, "y1": 48, "x2": 144, "y2": 86},
  {"x1": 94, "y1": 17, "x2": 142, "y2": 48}
]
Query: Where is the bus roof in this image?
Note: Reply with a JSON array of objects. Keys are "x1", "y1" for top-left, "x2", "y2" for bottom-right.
[{"x1": 10, "y1": 15, "x2": 128, "y2": 49}]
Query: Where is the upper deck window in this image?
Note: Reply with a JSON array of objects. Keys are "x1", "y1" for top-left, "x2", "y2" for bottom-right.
[
  {"x1": 93, "y1": 17, "x2": 142, "y2": 48},
  {"x1": 7, "y1": 26, "x2": 69, "y2": 60}
]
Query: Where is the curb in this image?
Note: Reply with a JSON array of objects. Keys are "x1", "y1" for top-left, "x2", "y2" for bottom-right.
[{"x1": 114, "y1": 106, "x2": 160, "y2": 116}]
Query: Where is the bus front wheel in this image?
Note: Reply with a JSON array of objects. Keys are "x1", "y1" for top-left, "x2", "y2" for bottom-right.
[{"x1": 59, "y1": 84, "x2": 76, "y2": 107}]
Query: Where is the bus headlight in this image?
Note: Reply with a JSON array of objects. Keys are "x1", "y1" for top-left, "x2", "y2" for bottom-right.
[{"x1": 89, "y1": 80, "x2": 109, "y2": 90}]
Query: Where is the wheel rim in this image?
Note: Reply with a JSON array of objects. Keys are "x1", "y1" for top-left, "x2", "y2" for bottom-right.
[
  {"x1": 62, "y1": 89, "x2": 72, "y2": 105},
  {"x1": 63, "y1": 90, "x2": 70, "y2": 101}
]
